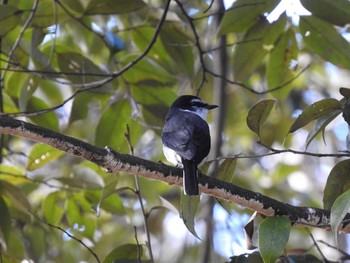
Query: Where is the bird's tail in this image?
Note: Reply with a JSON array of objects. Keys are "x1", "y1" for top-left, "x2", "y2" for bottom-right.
[{"x1": 181, "y1": 158, "x2": 199, "y2": 195}]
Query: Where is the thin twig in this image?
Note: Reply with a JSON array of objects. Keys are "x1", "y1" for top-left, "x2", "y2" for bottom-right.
[
  {"x1": 204, "y1": 38, "x2": 262, "y2": 53},
  {"x1": 174, "y1": 0, "x2": 208, "y2": 93},
  {"x1": 133, "y1": 226, "x2": 142, "y2": 262},
  {"x1": 258, "y1": 141, "x2": 350, "y2": 158},
  {"x1": 193, "y1": 2, "x2": 265, "y2": 21},
  {"x1": 29, "y1": 210, "x2": 101, "y2": 263},
  {"x1": 54, "y1": 0, "x2": 104, "y2": 42},
  {"x1": 308, "y1": 230, "x2": 329, "y2": 263},
  {"x1": 206, "y1": 64, "x2": 310, "y2": 95},
  {"x1": 125, "y1": 125, "x2": 154, "y2": 262},
  {"x1": 317, "y1": 240, "x2": 350, "y2": 258},
  {"x1": 203, "y1": 0, "x2": 215, "y2": 13}
]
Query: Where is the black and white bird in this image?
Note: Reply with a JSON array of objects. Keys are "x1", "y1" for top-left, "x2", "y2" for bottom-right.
[{"x1": 161, "y1": 95, "x2": 218, "y2": 195}]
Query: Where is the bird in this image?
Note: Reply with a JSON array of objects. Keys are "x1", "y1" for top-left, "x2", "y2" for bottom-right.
[{"x1": 161, "y1": 95, "x2": 218, "y2": 195}]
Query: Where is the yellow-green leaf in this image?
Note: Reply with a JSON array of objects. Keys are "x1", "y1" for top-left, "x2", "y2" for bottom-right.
[
  {"x1": 27, "y1": 144, "x2": 64, "y2": 171},
  {"x1": 180, "y1": 194, "x2": 200, "y2": 239},
  {"x1": 300, "y1": 16, "x2": 350, "y2": 69}
]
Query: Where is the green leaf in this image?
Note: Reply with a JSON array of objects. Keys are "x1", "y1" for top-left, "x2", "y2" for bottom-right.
[
  {"x1": 323, "y1": 159, "x2": 350, "y2": 210},
  {"x1": 23, "y1": 225, "x2": 47, "y2": 259},
  {"x1": 4, "y1": 71, "x2": 27, "y2": 98},
  {"x1": 103, "y1": 244, "x2": 144, "y2": 263},
  {"x1": 82, "y1": 215, "x2": 97, "y2": 240},
  {"x1": 0, "y1": 6, "x2": 22, "y2": 36},
  {"x1": 266, "y1": 28, "x2": 298, "y2": 90},
  {"x1": 93, "y1": 176, "x2": 119, "y2": 216},
  {"x1": 132, "y1": 87, "x2": 176, "y2": 127},
  {"x1": 65, "y1": 198, "x2": 82, "y2": 226},
  {"x1": 70, "y1": 92, "x2": 110, "y2": 123},
  {"x1": 213, "y1": 159, "x2": 237, "y2": 214},
  {"x1": 300, "y1": 16, "x2": 350, "y2": 69},
  {"x1": 300, "y1": 0, "x2": 350, "y2": 26},
  {"x1": 37, "y1": 79, "x2": 63, "y2": 105},
  {"x1": 31, "y1": 0, "x2": 70, "y2": 27},
  {"x1": 95, "y1": 99, "x2": 131, "y2": 150},
  {"x1": 19, "y1": 76, "x2": 39, "y2": 111},
  {"x1": 122, "y1": 55, "x2": 175, "y2": 86},
  {"x1": 0, "y1": 164, "x2": 23, "y2": 177},
  {"x1": 42, "y1": 192, "x2": 64, "y2": 225},
  {"x1": 159, "y1": 23, "x2": 194, "y2": 75},
  {"x1": 132, "y1": 27, "x2": 171, "y2": 68},
  {"x1": 57, "y1": 52, "x2": 111, "y2": 88},
  {"x1": 289, "y1": 98, "x2": 341, "y2": 133},
  {"x1": 305, "y1": 110, "x2": 341, "y2": 149},
  {"x1": 2, "y1": 90, "x2": 19, "y2": 113},
  {"x1": 54, "y1": 164, "x2": 104, "y2": 189},
  {"x1": 232, "y1": 17, "x2": 286, "y2": 81},
  {"x1": 330, "y1": 189, "x2": 350, "y2": 244},
  {"x1": 60, "y1": 0, "x2": 85, "y2": 15},
  {"x1": 246, "y1": 99, "x2": 276, "y2": 138},
  {"x1": 26, "y1": 96, "x2": 60, "y2": 131},
  {"x1": 156, "y1": 196, "x2": 178, "y2": 214},
  {"x1": 85, "y1": 0, "x2": 146, "y2": 15},
  {"x1": 0, "y1": 180, "x2": 31, "y2": 214},
  {"x1": 259, "y1": 217, "x2": 291, "y2": 263},
  {"x1": 26, "y1": 144, "x2": 64, "y2": 171},
  {"x1": 215, "y1": 158, "x2": 237, "y2": 182},
  {"x1": 218, "y1": 0, "x2": 280, "y2": 34},
  {"x1": 0, "y1": 197, "x2": 11, "y2": 245},
  {"x1": 180, "y1": 194, "x2": 200, "y2": 239}
]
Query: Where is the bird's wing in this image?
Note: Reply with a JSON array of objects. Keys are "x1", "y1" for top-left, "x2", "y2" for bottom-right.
[{"x1": 162, "y1": 112, "x2": 210, "y2": 163}]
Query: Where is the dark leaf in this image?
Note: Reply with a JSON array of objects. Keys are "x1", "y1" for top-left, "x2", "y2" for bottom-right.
[
  {"x1": 0, "y1": 6, "x2": 22, "y2": 36},
  {"x1": 85, "y1": 0, "x2": 146, "y2": 15},
  {"x1": 323, "y1": 159, "x2": 350, "y2": 210},
  {"x1": 103, "y1": 244, "x2": 144, "y2": 263},
  {"x1": 0, "y1": 197, "x2": 11, "y2": 245},
  {"x1": 300, "y1": 0, "x2": 350, "y2": 26},
  {"x1": 306, "y1": 110, "x2": 341, "y2": 149},
  {"x1": 246, "y1": 99, "x2": 276, "y2": 138},
  {"x1": 289, "y1": 98, "x2": 341, "y2": 133}
]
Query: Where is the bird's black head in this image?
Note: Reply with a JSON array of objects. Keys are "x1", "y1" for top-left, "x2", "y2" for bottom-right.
[{"x1": 171, "y1": 95, "x2": 218, "y2": 111}]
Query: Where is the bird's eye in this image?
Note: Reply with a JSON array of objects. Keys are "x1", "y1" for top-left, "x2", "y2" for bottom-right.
[{"x1": 191, "y1": 101, "x2": 205, "y2": 107}]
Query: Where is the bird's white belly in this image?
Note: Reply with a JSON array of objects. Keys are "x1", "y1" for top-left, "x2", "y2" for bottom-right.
[{"x1": 162, "y1": 145, "x2": 183, "y2": 167}]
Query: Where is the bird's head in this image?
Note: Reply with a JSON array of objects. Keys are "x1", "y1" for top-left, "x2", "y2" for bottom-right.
[{"x1": 171, "y1": 95, "x2": 218, "y2": 120}]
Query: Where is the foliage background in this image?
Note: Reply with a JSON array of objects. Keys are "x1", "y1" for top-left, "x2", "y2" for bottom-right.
[{"x1": 1, "y1": 0, "x2": 350, "y2": 262}]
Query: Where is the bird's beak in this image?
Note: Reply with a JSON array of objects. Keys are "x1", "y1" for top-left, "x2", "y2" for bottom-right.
[{"x1": 206, "y1": 104, "x2": 218, "y2": 110}]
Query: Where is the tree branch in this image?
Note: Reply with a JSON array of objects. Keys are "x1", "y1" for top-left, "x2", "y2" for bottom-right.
[{"x1": 1, "y1": 117, "x2": 350, "y2": 232}]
